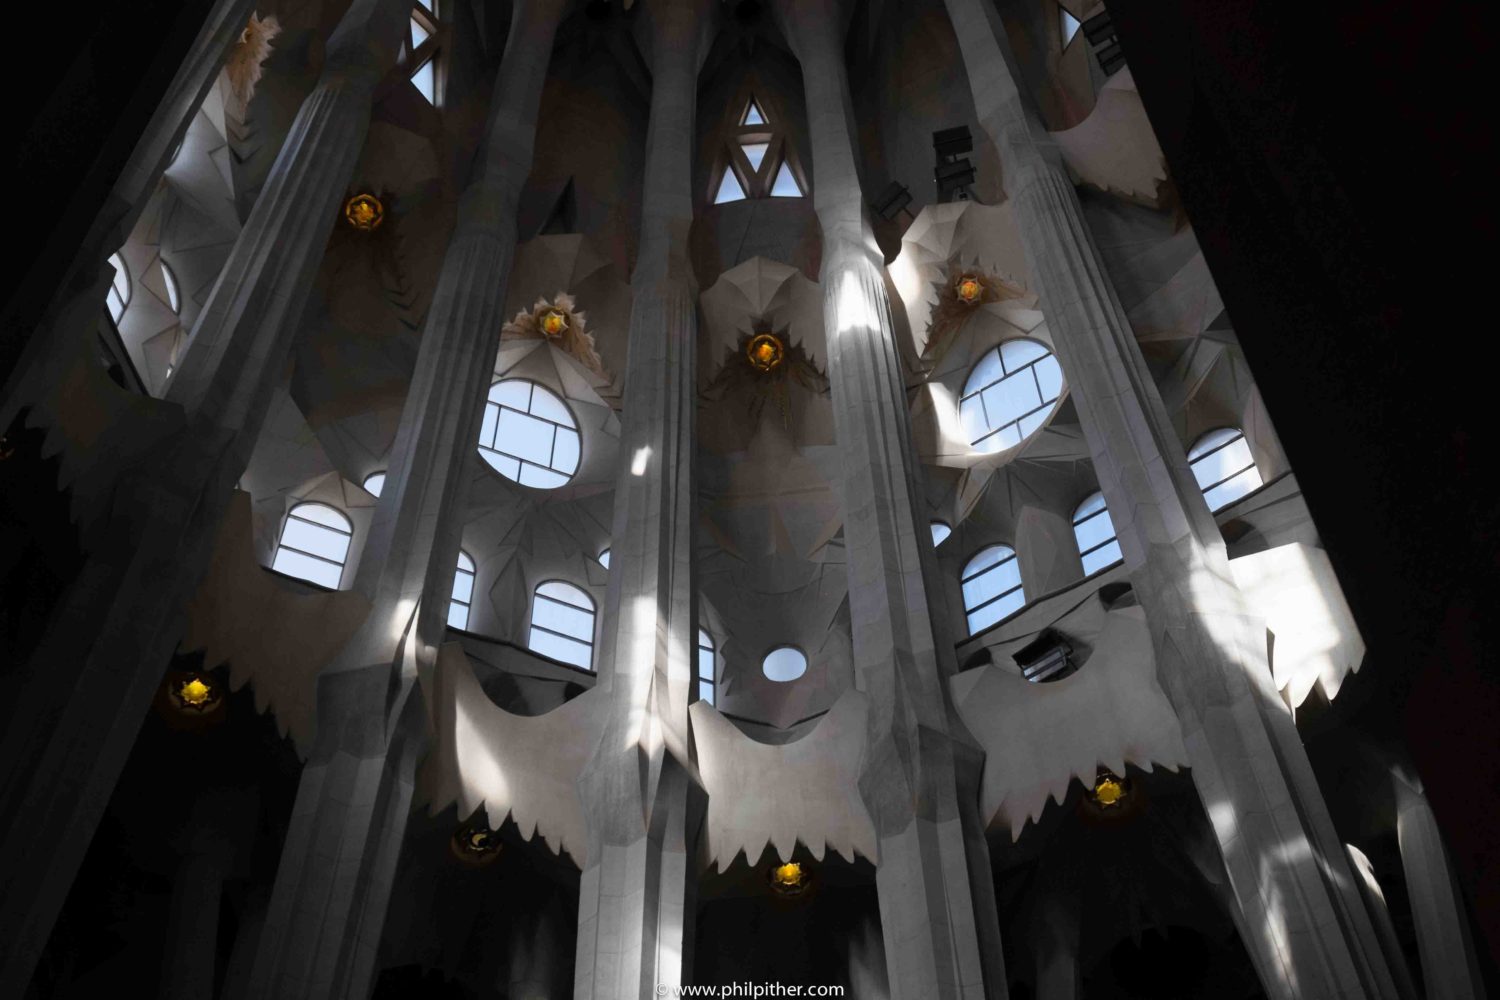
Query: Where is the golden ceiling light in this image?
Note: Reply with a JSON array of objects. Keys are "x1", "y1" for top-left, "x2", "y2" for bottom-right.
[
  {"x1": 540, "y1": 309, "x2": 569, "y2": 338},
  {"x1": 343, "y1": 193, "x2": 384, "y2": 231},
  {"x1": 746, "y1": 332, "x2": 785, "y2": 373},
  {"x1": 0, "y1": 435, "x2": 14, "y2": 461},
  {"x1": 1090, "y1": 769, "x2": 1128, "y2": 809},
  {"x1": 168, "y1": 673, "x2": 222, "y2": 714},
  {"x1": 768, "y1": 860, "x2": 810, "y2": 896},
  {"x1": 451, "y1": 820, "x2": 503, "y2": 865},
  {"x1": 956, "y1": 274, "x2": 983, "y2": 304}
]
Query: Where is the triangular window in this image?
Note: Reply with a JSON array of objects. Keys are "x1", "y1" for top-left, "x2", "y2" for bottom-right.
[
  {"x1": 408, "y1": 5, "x2": 441, "y2": 105},
  {"x1": 742, "y1": 99, "x2": 767, "y2": 126},
  {"x1": 770, "y1": 161, "x2": 802, "y2": 197},
  {"x1": 411, "y1": 16, "x2": 431, "y2": 47},
  {"x1": 412, "y1": 58, "x2": 436, "y2": 104},
  {"x1": 742, "y1": 141, "x2": 769, "y2": 173},
  {"x1": 714, "y1": 170, "x2": 748, "y2": 204},
  {"x1": 1060, "y1": 7, "x2": 1081, "y2": 49}
]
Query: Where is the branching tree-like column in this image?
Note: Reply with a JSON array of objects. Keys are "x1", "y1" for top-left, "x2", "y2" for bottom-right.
[
  {"x1": 572, "y1": 1, "x2": 710, "y2": 996},
  {"x1": 0, "y1": 0, "x2": 256, "y2": 428},
  {"x1": 772, "y1": 2, "x2": 1009, "y2": 997},
  {"x1": 240, "y1": 4, "x2": 570, "y2": 997},
  {"x1": 0, "y1": 0, "x2": 413, "y2": 993},
  {"x1": 941, "y1": 1, "x2": 1400, "y2": 996}
]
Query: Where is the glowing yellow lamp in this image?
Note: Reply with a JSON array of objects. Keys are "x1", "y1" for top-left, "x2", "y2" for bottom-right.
[
  {"x1": 540, "y1": 309, "x2": 569, "y2": 338},
  {"x1": 344, "y1": 193, "x2": 384, "y2": 231},
  {"x1": 747, "y1": 333, "x2": 785, "y2": 373},
  {"x1": 956, "y1": 275, "x2": 983, "y2": 304},
  {"x1": 1091, "y1": 771, "x2": 1127, "y2": 808},
  {"x1": 168, "y1": 673, "x2": 221, "y2": 714},
  {"x1": 768, "y1": 861, "x2": 810, "y2": 896}
]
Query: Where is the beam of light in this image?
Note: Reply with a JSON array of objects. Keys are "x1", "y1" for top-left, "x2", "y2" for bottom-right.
[
  {"x1": 631, "y1": 445, "x2": 651, "y2": 476},
  {"x1": 624, "y1": 594, "x2": 659, "y2": 750}
]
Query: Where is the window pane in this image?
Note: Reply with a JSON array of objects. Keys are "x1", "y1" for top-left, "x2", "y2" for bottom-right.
[
  {"x1": 281, "y1": 518, "x2": 351, "y2": 563},
  {"x1": 967, "y1": 587, "x2": 1024, "y2": 634},
  {"x1": 598, "y1": 548, "x2": 611, "y2": 569},
  {"x1": 715, "y1": 170, "x2": 747, "y2": 204},
  {"x1": 962, "y1": 562, "x2": 1022, "y2": 612},
  {"x1": 1034, "y1": 355, "x2": 1064, "y2": 402},
  {"x1": 496, "y1": 408, "x2": 556, "y2": 465},
  {"x1": 1204, "y1": 467, "x2": 1263, "y2": 512},
  {"x1": 1073, "y1": 510, "x2": 1115, "y2": 553},
  {"x1": 451, "y1": 569, "x2": 474, "y2": 604},
  {"x1": 412, "y1": 58, "x2": 436, "y2": 104},
  {"x1": 1191, "y1": 435, "x2": 1255, "y2": 490},
  {"x1": 491, "y1": 380, "x2": 532, "y2": 409},
  {"x1": 762, "y1": 647, "x2": 807, "y2": 682},
  {"x1": 743, "y1": 99, "x2": 766, "y2": 125},
  {"x1": 479, "y1": 381, "x2": 581, "y2": 489},
  {"x1": 698, "y1": 647, "x2": 714, "y2": 680},
  {"x1": 931, "y1": 521, "x2": 952, "y2": 547},
  {"x1": 1074, "y1": 492, "x2": 1107, "y2": 521},
  {"x1": 518, "y1": 464, "x2": 569, "y2": 489},
  {"x1": 982, "y1": 375, "x2": 1041, "y2": 430},
  {"x1": 770, "y1": 161, "x2": 801, "y2": 197},
  {"x1": 961, "y1": 341, "x2": 1065, "y2": 452},
  {"x1": 363, "y1": 472, "x2": 386, "y2": 497},
  {"x1": 1081, "y1": 539, "x2": 1123, "y2": 575},
  {"x1": 963, "y1": 545, "x2": 1011, "y2": 579},
  {"x1": 528, "y1": 627, "x2": 592, "y2": 669},
  {"x1": 698, "y1": 679, "x2": 715, "y2": 705},
  {"x1": 479, "y1": 402, "x2": 499, "y2": 448},
  {"x1": 272, "y1": 548, "x2": 343, "y2": 589},
  {"x1": 290, "y1": 503, "x2": 350, "y2": 531},
  {"x1": 538, "y1": 580, "x2": 591, "y2": 608},
  {"x1": 742, "y1": 141, "x2": 769, "y2": 172},
  {"x1": 1000, "y1": 338, "x2": 1049, "y2": 372},
  {"x1": 457, "y1": 550, "x2": 475, "y2": 573},
  {"x1": 411, "y1": 15, "x2": 430, "y2": 46},
  {"x1": 447, "y1": 601, "x2": 469, "y2": 630}
]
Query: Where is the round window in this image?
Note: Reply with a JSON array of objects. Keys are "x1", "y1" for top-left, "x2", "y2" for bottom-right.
[
  {"x1": 477, "y1": 379, "x2": 581, "y2": 489},
  {"x1": 762, "y1": 646, "x2": 807, "y2": 682},
  {"x1": 959, "y1": 339, "x2": 1064, "y2": 453}
]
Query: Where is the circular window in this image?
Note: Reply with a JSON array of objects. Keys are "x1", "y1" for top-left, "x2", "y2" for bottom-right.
[
  {"x1": 762, "y1": 646, "x2": 807, "y2": 682},
  {"x1": 477, "y1": 379, "x2": 581, "y2": 489},
  {"x1": 959, "y1": 339, "x2": 1064, "y2": 453}
]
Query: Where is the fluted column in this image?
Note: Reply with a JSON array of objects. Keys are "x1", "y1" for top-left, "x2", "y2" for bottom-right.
[
  {"x1": 0, "y1": 2, "x2": 411, "y2": 994},
  {"x1": 240, "y1": 3, "x2": 566, "y2": 997},
  {"x1": 0, "y1": 0, "x2": 255, "y2": 429},
  {"x1": 1393, "y1": 774, "x2": 1489, "y2": 1000},
  {"x1": 772, "y1": 2, "x2": 1007, "y2": 997},
  {"x1": 940, "y1": 2, "x2": 1397, "y2": 997},
  {"x1": 572, "y1": 1, "x2": 708, "y2": 996}
]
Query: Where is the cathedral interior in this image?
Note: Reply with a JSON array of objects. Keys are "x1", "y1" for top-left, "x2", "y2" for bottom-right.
[{"x1": 1, "y1": 0, "x2": 1495, "y2": 997}]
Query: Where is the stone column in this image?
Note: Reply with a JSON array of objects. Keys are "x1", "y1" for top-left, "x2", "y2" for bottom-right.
[
  {"x1": 940, "y1": 2, "x2": 1399, "y2": 997},
  {"x1": 0, "y1": 1, "x2": 412, "y2": 994},
  {"x1": 0, "y1": 0, "x2": 256, "y2": 428},
  {"x1": 160, "y1": 839, "x2": 235, "y2": 1000},
  {"x1": 573, "y1": 0, "x2": 708, "y2": 996},
  {"x1": 508, "y1": 893, "x2": 571, "y2": 999},
  {"x1": 1393, "y1": 774, "x2": 1489, "y2": 1000},
  {"x1": 1033, "y1": 887, "x2": 1080, "y2": 1000},
  {"x1": 772, "y1": 2, "x2": 1008, "y2": 997},
  {"x1": 241, "y1": 2, "x2": 566, "y2": 996}
]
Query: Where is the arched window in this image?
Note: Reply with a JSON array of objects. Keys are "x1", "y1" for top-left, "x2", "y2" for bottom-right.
[
  {"x1": 962, "y1": 544, "x2": 1024, "y2": 634},
  {"x1": 1188, "y1": 427, "x2": 1264, "y2": 512},
  {"x1": 477, "y1": 379, "x2": 581, "y2": 489},
  {"x1": 960, "y1": 339, "x2": 1064, "y2": 453},
  {"x1": 597, "y1": 547, "x2": 611, "y2": 569},
  {"x1": 762, "y1": 645, "x2": 807, "y2": 682},
  {"x1": 160, "y1": 259, "x2": 181, "y2": 314},
  {"x1": 1073, "y1": 492, "x2": 1123, "y2": 574},
  {"x1": 448, "y1": 551, "x2": 475, "y2": 630},
  {"x1": 930, "y1": 521, "x2": 952, "y2": 547},
  {"x1": 528, "y1": 581, "x2": 595, "y2": 670},
  {"x1": 362, "y1": 471, "x2": 387, "y2": 498},
  {"x1": 272, "y1": 502, "x2": 353, "y2": 589},
  {"x1": 697, "y1": 629, "x2": 716, "y2": 704},
  {"x1": 106, "y1": 253, "x2": 130, "y2": 323},
  {"x1": 405, "y1": 2, "x2": 441, "y2": 105},
  {"x1": 712, "y1": 96, "x2": 806, "y2": 204}
]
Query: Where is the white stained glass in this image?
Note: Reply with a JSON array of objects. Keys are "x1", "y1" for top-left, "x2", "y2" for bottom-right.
[
  {"x1": 1073, "y1": 492, "x2": 1123, "y2": 575},
  {"x1": 714, "y1": 169, "x2": 747, "y2": 204},
  {"x1": 960, "y1": 339, "x2": 1064, "y2": 453},
  {"x1": 161, "y1": 260, "x2": 181, "y2": 314},
  {"x1": 363, "y1": 471, "x2": 386, "y2": 498},
  {"x1": 598, "y1": 548, "x2": 611, "y2": 569},
  {"x1": 411, "y1": 15, "x2": 430, "y2": 47},
  {"x1": 528, "y1": 580, "x2": 595, "y2": 670},
  {"x1": 1061, "y1": 7, "x2": 1082, "y2": 48},
  {"x1": 742, "y1": 141, "x2": 769, "y2": 173},
  {"x1": 697, "y1": 628, "x2": 715, "y2": 705},
  {"x1": 770, "y1": 161, "x2": 802, "y2": 197},
  {"x1": 1188, "y1": 428, "x2": 1263, "y2": 512},
  {"x1": 931, "y1": 521, "x2": 952, "y2": 547},
  {"x1": 962, "y1": 545, "x2": 1024, "y2": 635},
  {"x1": 448, "y1": 550, "x2": 474, "y2": 630},
  {"x1": 762, "y1": 646, "x2": 807, "y2": 682},
  {"x1": 107, "y1": 252, "x2": 130, "y2": 322},
  {"x1": 742, "y1": 99, "x2": 766, "y2": 126},
  {"x1": 412, "y1": 57, "x2": 436, "y2": 104},
  {"x1": 272, "y1": 502, "x2": 352, "y2": 589},
  {"x1": 478, "y1": 380, "x2": 581, "y2": 489}
]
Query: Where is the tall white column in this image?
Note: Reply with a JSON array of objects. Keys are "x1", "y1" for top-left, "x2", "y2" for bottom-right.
[
  {"x1": 1394, "y1": 774, "x2": 1489, "y2": 1000},
  {"x1": 939, "y1": 2, "x2": 1400, "y2": 997},
  {"x1": 573, "y1": 1, "x2": 709, "y2": 996},
  {"x1": 240, "y1": 2, "x2": 567, "y2": 996},
  {"x1": 772, "y1": 2, "x2": 1008, "y2": 997},
  {"x1": 0, "y1": 1, "x2": 412, "y2": 994}
]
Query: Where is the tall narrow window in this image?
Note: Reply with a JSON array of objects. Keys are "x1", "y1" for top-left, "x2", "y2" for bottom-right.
[
  {"x1": 272, "y1": 502, "x2": 353, "y2": 589},
  {"x1": 528, "y1": 581, "x2": 596, "y2": 670},
  {"x1": 962, "y1": 544, "x2": 1024, "y2": 635},
  {"x1": 106, "y1": 253, "x2": 131, "y2": 323},
  {"x1": 407, "y1": 2, "x2": 440, "y2": 105},
  {"x1": 449, "y1": 551, "x2": 475, "y2": 630},
  {"x1": 1072, "y1": 492, "x2": 1123, "y2": 574},
  {"x1": 477, "y1": 379, "x2": 581, "y2": 489},
  {"x1": 1188, "y1": 427, "x2": 1263, "y2": 512},
  {"x1": 960, "y1": 339, "x2": 1065, "y2": 453},
  {"x1": 697, "y1": 629, "x2": 716, "y2": 705},
  {"x1": 711, "y1": 95, "x2": 806, "y2": 204}
]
